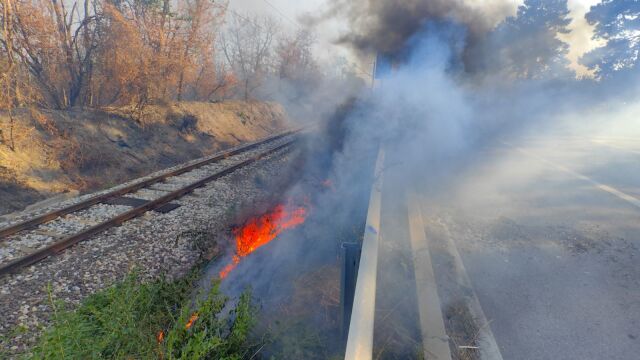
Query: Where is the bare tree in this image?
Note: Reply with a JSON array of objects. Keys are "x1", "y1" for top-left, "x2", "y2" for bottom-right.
[
  {"x1": 0, "y1": 1, "x2": 302, "y2": 112},
  {"x1": 176, "y1": 0, "x2": 226, "y2": 101},
  {"x1": 276, "y1": 29, "x2": 316, "y2": 81},
  {"x1": 220, "y1": 14, "x2": 278, "y2": 100},
  {"x1": 4, "y1": 0, "x2": 103, "y2": 109},
  {"x1": 0, "y1": 0, "x2": 16, "y2": 149},
  {"x1": 274, "y1": 28, "x2": 320, "y2": 101}
]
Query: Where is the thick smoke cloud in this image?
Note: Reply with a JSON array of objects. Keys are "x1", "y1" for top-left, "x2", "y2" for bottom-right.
[
  {"x1": 323, "y1": 0, "x2": 517, "y2": 56},
  {"x1": 206, "y1": 1, "x2": 640, "y2": 356},
  {"x1": 319, "y1": 0, "x2": 584, "y2": 82}
]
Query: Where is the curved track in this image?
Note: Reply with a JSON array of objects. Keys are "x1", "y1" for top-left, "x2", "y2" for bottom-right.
[{"x1": 0, "y1": 130, "x2": 301, "y2": 276}]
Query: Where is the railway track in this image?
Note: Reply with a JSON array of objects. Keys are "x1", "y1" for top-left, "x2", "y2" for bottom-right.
[{"x1": 0, "y1": 129, "x2": 301, "y2": 277}]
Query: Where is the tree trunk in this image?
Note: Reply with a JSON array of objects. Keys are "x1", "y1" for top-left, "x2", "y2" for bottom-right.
[
  {"x1": 2, "y1": 0, "x2": 17, "y2": 150},
  {"x1": 177, "y1": 70, "x2": 185, "y2": 101}
]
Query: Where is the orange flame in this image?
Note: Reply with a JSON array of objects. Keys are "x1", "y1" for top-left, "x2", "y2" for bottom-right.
[
  {"x1": 219, "y1": 203, "x2": 307, "y2": 279},
  {"x1": 185, "y1": 312, "x2": 199, "y2": 330}
]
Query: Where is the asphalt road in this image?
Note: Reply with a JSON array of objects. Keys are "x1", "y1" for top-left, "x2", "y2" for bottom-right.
[{"x1": 417, "y1": 136, "x2": 640, "y2": 359}]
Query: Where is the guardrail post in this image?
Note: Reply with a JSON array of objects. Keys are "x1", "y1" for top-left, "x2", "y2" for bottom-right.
[{"x1": 340, "y1": 242, "x2": 361, "y2": 339}]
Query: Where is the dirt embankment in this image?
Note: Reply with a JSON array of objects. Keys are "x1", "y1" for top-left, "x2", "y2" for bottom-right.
[{"x1": 0, "y1": 101, "x2": 289, "y2": 215}]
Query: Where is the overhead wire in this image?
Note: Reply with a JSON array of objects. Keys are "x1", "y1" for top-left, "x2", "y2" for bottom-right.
[{"x1": 261, "y1": 0, "x2": 299, "y2": 27}]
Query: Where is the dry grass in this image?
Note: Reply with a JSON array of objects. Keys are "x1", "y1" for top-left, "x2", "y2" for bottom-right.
[
  {"x1": 0, "y1": 101, "x2": 288, "y2": 214},
  {"x1": 445, "y1": 300, "x2": 482, "y2": 360},
  {"x1": 0, "y1": 111, "x2": 70, "y2": 193},
  {"x1": 256, "y1": 265, "x2": 342, "y2": 359},
  {"x1": 288, "y1": 265, "x2": 341, "y2": 322}
]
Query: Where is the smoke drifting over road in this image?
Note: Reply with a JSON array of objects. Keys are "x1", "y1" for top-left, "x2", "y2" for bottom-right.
[{"x1": 211, "y1": 0, "x2": 640, "y2": 356}]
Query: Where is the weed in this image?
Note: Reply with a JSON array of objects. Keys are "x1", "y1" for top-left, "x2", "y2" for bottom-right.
[
  {"x1": 236, "y1": 111, "x2": 249, "y2": 125},
  {"x1": 29, "y1": 271, "x2": 256, "y2": 360},
  {"x1": 263, "y1": 318, "x2": 329, "y2": 360},
  {"x1": 0, "y1": 323, "x2": 28, "y2": 358},
  {"x1": 254, "y1": 266, "x2": 342, "y2": 359},
  {"x1": 165, "y1": 285, "x2": 255, "y2": 359}
]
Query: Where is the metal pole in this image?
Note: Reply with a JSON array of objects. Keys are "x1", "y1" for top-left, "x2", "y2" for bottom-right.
[
  {"x1": 371, "y1": 56, "x2": 377, "y2": 89},
  {"x1": 340, "y1": 242, "x2": 361, "y2": 339}
]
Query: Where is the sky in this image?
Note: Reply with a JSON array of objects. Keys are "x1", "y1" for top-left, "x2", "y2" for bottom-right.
[
  {"x1": 561, "y1": 0, "x2": 605, "y2": 76},
  {"x1": 229, "y1": 0, "x2": 605, "y2": 76}
]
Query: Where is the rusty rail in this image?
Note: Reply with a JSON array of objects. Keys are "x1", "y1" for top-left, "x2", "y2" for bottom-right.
[
  {"x1": 0, "y1": 138, "x2": 297, "y2": 277},
  {"x1": 0, "y1": 129, "x2": 299, "y2": 241}
]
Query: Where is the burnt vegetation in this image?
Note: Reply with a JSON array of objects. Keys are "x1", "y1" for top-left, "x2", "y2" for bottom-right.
[
  {"x1": 2, "y1": 0, "x2": 640, "y2": 358},
  {"x1": 0, "y1": 0, "x2": 346, "y2": 152},
  {"x1": 0, "y1": 0, "x2": 322, "y2": 110}
]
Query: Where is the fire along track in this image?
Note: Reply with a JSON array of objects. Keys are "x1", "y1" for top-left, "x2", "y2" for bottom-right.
[{"x1": 0, "y1": 129, "x2": 301, "y2": 277}]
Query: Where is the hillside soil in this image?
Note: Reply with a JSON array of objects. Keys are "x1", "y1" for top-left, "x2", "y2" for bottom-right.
[{"x1": 0, "y1": 101, "x2": 289, "y2": 215}]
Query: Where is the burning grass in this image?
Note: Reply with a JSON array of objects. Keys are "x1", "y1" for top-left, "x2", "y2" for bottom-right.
[
  {"x1": 28, "y1": 271, "x2": 257, "y2": 359},
  {"x1": 220, "y1": 201, "x2": 308, "y2": 279}
]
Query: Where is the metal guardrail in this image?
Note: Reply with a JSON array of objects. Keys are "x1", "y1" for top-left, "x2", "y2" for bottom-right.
[
  {"x1": 341, "y1": 147, "x2": 503, "y2": 360},
  {"x1": 344, "y1": 148, "x2": 385, "y2": 360},
  {"x1": 407, "y1": 193, "x2": 453, "y2": 360}
]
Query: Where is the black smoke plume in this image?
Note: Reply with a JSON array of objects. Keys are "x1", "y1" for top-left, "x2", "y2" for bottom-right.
[{"x1": 319, "y1": 0, "x2": 516, "y2": 57}]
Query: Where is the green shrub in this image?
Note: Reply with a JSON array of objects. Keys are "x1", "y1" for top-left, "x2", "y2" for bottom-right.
[
  {"x1": 29, "y1": 272, "x2": 255, "y2": 360},
  {"x1": 163, "y1": 285, "x2": 255, "y2": 360}
]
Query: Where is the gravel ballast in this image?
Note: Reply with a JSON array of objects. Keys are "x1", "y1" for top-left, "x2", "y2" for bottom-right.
[{"x1": 0, "y1": 138, "x2": 301, "y2": 356}]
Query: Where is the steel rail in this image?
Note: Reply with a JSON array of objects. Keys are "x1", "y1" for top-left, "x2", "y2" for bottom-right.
[
  {"x1": 0, "y1": 129, "x2": 300, "y2": 241},
  {"x1": 0, "y1": 139, "x2": 296, "y2": 277}
]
